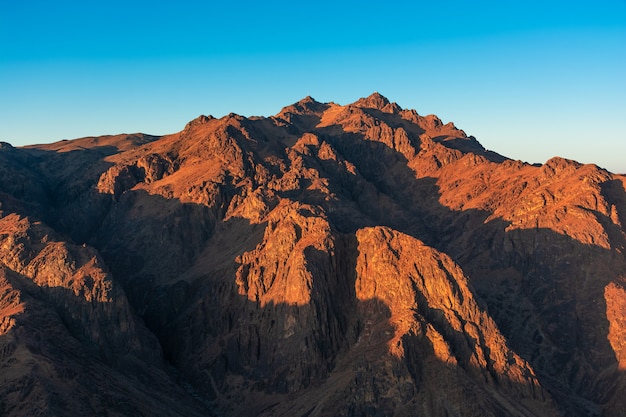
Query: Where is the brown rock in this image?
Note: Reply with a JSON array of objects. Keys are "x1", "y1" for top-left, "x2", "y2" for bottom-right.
[{"x1": 0, "y1": 94, "x2": 624, "y2": 416}]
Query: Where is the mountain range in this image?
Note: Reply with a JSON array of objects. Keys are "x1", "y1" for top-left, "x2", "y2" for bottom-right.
[{"x1": 1, "y1": 93, "x2": 625, "y2": 416}]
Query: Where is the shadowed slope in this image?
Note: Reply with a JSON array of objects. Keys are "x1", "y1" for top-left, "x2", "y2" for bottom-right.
[{"x1": 0, "y1": 93, "x2": 624, "y2": 416}]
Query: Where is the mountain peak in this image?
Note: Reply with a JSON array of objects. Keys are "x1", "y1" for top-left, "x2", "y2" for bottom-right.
[
  {"x1": 277, "y1": 96, "x2": 328, "y2": 119},
  {"x1": 299, "y1": 95, "x2": 318, "y2": 104},
  {"x1": 352, "y1": 92, "x2": 402, "y2": 114},
  {"x1": 353, "y1": 92, "x2": 390, "y2": 109}
]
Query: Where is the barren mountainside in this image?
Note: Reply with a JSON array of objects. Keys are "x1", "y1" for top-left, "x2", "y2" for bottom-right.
[{"x1": 1, "y1": 93, "x2": 625, "y2": 416}]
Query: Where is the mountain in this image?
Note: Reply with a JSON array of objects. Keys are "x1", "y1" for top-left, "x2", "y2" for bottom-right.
[{"x1": 1, "y1": 93, "x2": 625, "y2": 416}]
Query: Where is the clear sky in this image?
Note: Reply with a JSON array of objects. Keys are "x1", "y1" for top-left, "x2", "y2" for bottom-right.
[{"x1": 1, "y1": 1, "x2": 625, "y2": 172}]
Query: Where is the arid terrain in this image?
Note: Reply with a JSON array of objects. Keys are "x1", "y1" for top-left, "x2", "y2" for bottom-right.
[{"x1": 1, "y1": 93, "x2": 625, "y2": 416}]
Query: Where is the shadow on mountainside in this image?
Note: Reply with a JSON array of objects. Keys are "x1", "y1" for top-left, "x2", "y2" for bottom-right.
[
  {"x1": 0, "y1": 252, "x2": 215, "y2": 417},
  {"x1": 2, "y1": 115, "x2": 625, "y2": 416},
  {"x1": 310, "y1": 120, "x2": 625, "y2": 416},
  {"x1": 86, "y1": 193, "x2": 557, "y2": 416},
  {"x1": 97, "y1": 156, "x2": 623, "y2": 414},
  {"x1": 9, "y1": 145, "x2": 121, "y2": 243},
  {"x1": 95, "y1": 116, "x2": 626, "y2": 414},
  {"x1": 0, "y1": 145, "x2": 216, "y2": 416}
]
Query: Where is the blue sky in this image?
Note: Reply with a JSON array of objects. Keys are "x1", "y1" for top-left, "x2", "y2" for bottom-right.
[{"x1": 1, "y1": 1, "x2": 625, "y2": 172}]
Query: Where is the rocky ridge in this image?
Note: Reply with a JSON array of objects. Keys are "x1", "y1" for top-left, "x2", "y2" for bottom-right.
[{"x1": 0, "y1": 93, "x2": 625, "y2": 416}]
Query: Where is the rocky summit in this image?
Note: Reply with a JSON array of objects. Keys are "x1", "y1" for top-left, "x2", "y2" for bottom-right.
[{"x1": 1, "y1": 93, "x2": 625, "y2": 416}]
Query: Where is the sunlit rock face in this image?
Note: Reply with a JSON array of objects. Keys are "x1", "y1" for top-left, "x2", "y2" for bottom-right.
[{"x1": 1, "y1": 93, "x2": 625, "y2": 416}]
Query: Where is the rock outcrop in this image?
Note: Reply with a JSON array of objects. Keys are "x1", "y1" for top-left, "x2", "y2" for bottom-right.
[{"x1": 0, "y1": 93, "x2": 624, "y2": 416}]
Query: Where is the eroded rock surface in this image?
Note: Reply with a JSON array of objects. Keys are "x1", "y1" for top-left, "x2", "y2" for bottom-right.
[{"x1": 1, "y1": 93, "x2": 625, "y2": 416}]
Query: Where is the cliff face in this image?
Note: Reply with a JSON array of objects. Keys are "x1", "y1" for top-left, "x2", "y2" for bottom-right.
[{"x1": 1, "y1": 93, "x2": 625, "y2": 416}]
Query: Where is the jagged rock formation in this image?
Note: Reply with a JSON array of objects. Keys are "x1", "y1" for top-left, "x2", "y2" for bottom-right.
[{"x1": 1, "y1": 93, "x2": 625, "y2": 416}]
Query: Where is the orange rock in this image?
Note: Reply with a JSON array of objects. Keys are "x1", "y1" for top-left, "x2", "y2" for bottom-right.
[{"x1": 0, "y1": 93, "x2": 624, "y2": 416}]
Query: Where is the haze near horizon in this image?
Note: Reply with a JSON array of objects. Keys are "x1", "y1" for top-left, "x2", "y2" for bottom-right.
[{"x1": 1, "y1": 1, "x2": 625, "y2": 172}]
